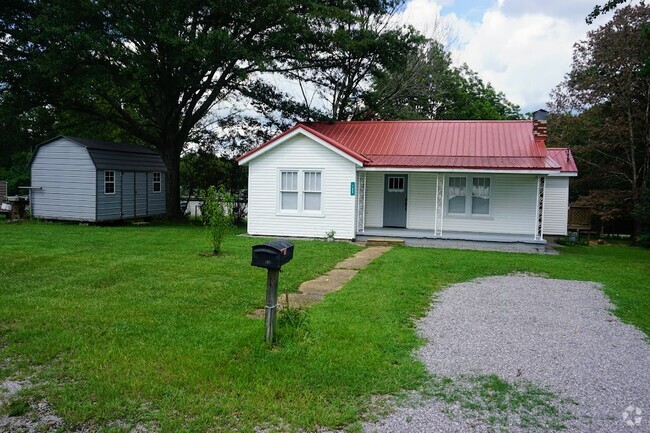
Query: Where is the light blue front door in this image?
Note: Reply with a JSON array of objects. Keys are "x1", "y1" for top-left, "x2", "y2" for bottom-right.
[{"x1": 383, "y1": 174, "x2": 408, "y2": 227}]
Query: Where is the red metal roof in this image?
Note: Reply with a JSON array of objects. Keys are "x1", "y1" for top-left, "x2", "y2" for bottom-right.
[
  {"x1": 238, "y1": 120, "x2": 578, "y2": 173},
  {"x1": 236, "y1": 123, "x2": 370, "y2": 164},
  {"x1": 546, "y1": 148, "x2": 578, "y2": 173}
]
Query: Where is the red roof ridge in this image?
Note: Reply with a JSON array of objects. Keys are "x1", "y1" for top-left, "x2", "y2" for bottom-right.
[{"x1": 364, "y1": 154, "x2": 549, "y2": 158}]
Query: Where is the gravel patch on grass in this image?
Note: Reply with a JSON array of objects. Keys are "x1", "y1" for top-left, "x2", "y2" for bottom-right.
[{"x1": 364, "y1": 274, "x2": 650, "y2": 432}]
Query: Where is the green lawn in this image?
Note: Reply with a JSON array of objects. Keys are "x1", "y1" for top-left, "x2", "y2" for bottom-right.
[{"x1": 0, "y1": 222, "x2": 649, "y2": 432}]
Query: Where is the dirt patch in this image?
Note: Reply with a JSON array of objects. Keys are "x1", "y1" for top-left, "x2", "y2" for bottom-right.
[{"x1": 0, "y1": 378, "x2": 63, "y2": 432}]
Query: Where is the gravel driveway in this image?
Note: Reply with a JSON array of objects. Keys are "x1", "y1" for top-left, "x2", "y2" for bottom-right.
[{"x1": 364, "y1": 274, "x2": 650, "y2": 433}]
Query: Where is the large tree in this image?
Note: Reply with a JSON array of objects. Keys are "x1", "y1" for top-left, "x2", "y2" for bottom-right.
[
  {"x1": 550, "y1": 4, "x2": 650, "y2": 237},
  {"x1": 286, "y1": 2, "x2": 423, "y2": 121},
  {"x1": 0, "y1": 0, "x2": 408, "y2": 217},
  {"x1": 361, "y1": 40, "x2": 522, "y2": 120}
]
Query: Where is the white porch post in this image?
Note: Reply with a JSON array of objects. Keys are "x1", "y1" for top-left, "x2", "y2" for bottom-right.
[
  {"x1": 534, "y1": 176, "x2": 546, "y2": 240},
  {"x1": 356, "y1": 172, "x2": 366, "y2": 233},
  {"x1": 434, "y1": 174, "x2": 445, "y2": 236}
]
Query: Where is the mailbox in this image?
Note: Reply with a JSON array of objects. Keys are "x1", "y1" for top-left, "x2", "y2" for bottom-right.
[{"x1": 251, "y1": 239, "x2": 294, "y2": 270}]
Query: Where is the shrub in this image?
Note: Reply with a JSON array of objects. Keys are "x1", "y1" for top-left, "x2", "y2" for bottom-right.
[{"x1": 201, "y1": 185, "x2": 235, "y2": 255}]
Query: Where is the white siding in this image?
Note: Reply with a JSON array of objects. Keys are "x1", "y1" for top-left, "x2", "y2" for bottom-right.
[
  {"x1": 442, "y1": 174, "x2": 537, "y2": 235},
  {"x1": 31, "y1": 138, "x2": 96, "y2": 221},
  {"x1": 364, "y1": 172, "x2": 384, "y2": 227},
  {"x1": 543, "y1": 176, "x2": 569, "y2": 235},
  {"x1": 407, "y1": 173, "x2": 437, "y2": 230},
  {"x1": 364, "y1": 172, "x2": 538, "y2": 236},
  {"x1": 247, "y1": 135, "x2": 358, "y2": 239}
]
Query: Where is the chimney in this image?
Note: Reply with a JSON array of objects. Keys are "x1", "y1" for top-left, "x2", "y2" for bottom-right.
[{"x1": 532, "y1": 109, "x2": 548, "y2": 141}]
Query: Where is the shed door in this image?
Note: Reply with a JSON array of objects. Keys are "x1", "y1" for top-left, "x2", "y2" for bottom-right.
[
  {"x1": 383, "y1": 174, "x2": 407, "y2": 228},
  {"x1": 135, "y1": 172, "x2": 147, "y2": 216}
]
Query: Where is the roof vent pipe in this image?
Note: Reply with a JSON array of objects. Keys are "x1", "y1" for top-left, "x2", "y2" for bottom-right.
[{"x1": 532, "y1": 109, "x2": 548, "y2": 142}]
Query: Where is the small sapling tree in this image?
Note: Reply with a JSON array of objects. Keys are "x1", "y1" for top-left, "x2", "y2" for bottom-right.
[{"x1": 201, "y1": 185, "x2": 235, "y2": 255}]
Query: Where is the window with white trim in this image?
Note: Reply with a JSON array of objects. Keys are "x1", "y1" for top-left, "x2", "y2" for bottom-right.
[
  {"x1": 447, "y1": 177, "x2": 466, "y2": 214},
  {"x1": 153, "y1": 172, "x2": 161, "y2": 193},
  {"x1": 447, "y1": 176, "x2": 491, "y2": 216},
  {"x1": 387, "y1": 176, "x2": 405, "y2": 192},
  {"x1": 280, "y1": 171, "x2": 299, "y2": 210},
  {"x1": 278, "y1": 169, "x2": 323, "y2": 214},
  {"x1": 303, "y1": 171, "x2": 322, "y2": 211},
  {"x1": 104, "y1": 170, "x2": 115, "y2": 194},
  {"x1": 471, "y1": 177, "x2": 490, "y2": 215}
]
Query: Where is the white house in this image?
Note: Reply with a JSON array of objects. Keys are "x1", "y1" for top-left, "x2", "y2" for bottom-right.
[{"x1": 237, "y1": 110, "x2": 577, "y2": 245}]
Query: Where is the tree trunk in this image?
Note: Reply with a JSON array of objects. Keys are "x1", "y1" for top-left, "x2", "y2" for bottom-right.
[{"x1": 161, "y1": 145, "x2": 182, "y2": 219}]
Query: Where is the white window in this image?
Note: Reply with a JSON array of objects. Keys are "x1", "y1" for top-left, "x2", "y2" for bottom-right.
[
  {"x1": 303, "y1": 171, "x2": 322, "y2": 211},
  {"x1": 104, "y1": 170, "x2": 115, "y2": 194},
  {"x1": 387, "y1": 176, "x2": 405, "y2": 192},
  {"x1": 279, "y1": 169, "x2": 323, "y2": 214},
  {"x1": 447, "y1": 176, "x2": 491, "y2": 216},
  {"x1": 472, "y1": 177, "x2": 491, "y2": 215},
  {"x1": 153, "y1": 172, "x2": 161, "y2": 193},
  {"x1": 280, "y1": 171, "x2": 298, "y2": 210},
  {"x1": 447, "y1": 177, "x2": 466, "y2": 214}
]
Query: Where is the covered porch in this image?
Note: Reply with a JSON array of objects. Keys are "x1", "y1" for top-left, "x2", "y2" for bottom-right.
[{"x1": 354, "y1": 170, "x2": 547, "y2": 245}]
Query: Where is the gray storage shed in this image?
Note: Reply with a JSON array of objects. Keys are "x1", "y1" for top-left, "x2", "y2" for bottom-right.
[{"x1": 30, "y1": 136, "x2": 167, "y2": 221}]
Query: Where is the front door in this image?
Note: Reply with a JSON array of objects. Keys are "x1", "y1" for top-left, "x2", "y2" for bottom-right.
[{"x1": 383, "y1": 174, "x2": 408, "y2": 227}]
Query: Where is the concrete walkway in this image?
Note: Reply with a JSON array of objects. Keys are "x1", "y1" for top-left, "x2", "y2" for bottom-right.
[{"x1": 249, "y1": 246, "x2": 390, "y2": 317}]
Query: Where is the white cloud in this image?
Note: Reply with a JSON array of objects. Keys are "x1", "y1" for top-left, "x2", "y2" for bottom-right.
[{"x1": 400, "y1": 0, "x2": 608, "y2": 113}]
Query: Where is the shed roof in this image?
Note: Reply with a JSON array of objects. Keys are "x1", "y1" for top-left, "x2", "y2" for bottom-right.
[
  {"x1": 32, "y1": 136, "x2": 167, "y2": 172},
  {"x1": 238, "y1": 120, "x2": 577, "y2": 173}
]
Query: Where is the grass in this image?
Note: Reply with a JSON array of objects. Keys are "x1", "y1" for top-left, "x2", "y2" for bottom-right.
[
  {"x1": 422, "y1": 375, "x2": 576, "y2": 430},
  {"x1": 0, "y1": 221, "x2": 649, "y2": 432}
]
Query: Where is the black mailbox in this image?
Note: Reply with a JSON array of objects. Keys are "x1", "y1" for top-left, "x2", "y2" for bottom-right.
[{"x1": 251, "y1": 239, "x2": 294, "y2": 270}]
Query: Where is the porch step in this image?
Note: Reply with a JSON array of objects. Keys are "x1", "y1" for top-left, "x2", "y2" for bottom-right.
[{"x1": 365, "y1": 237, "x2": 405, "y2": 247}]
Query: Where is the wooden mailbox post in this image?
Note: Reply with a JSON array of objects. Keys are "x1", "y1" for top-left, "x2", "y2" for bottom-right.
[{"x1": 251, "y1": 240, "x2": 294, "y2": 344}]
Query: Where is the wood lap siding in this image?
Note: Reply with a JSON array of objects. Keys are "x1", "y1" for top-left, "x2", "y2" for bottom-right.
[
  {"x1": 543, "y1": 177, "x2": 569, "y2": 235},
  {"x1": 96, "y1": 171, "x2": 120, "y2": 220},
  {"x1": 30, "y1": 139, "x2": 96, "y2": 221},
  {"x1": 407, "y1": 173, "x2": 437, "y2": 230},
  {"x1": 364, "y1": 172, "x2": 384, "y2": 228},
  {"x1": 147, "y1": 173, "x2": 166, "y2": 215},
  {"x1": 96, "y1": 171, "x2": 166, "y2": 221},
  {"x1": 442, "y1": 174, "x2": 538, "y2": 235},
  {"x1": 247, "y1": 135, "x2": 357, "y2": 239},
  {"x1": 363, "y1": 172, "x2": 538, "y2": 236}
]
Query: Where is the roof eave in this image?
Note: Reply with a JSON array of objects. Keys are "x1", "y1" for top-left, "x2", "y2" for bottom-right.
[
  {"x1": 357, "y1": 166, "x2": 562, "y2": 175},
  {"x1": 237, "y1": 124, "x2": 368, "y2": 166}
]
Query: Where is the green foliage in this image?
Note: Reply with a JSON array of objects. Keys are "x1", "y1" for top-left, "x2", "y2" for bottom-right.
[
  {"x1": 632, "y1": 188, "x2": 650, "y2": 247},
  {"x1": 0, "y1": 0, "x2": 419, "y2": 217},
  {"x1": 363, "y1": 41, "x2": 522, "y2": 120},
  {"x1": 201, "y1": 185, "x2": 235, "y2": 255},
  {"x1": 180, "y1": 151, "x2": 246, "y2": 199},
  {"x1": 550, "y1": 4, "x2": 650, "y2": 239},
  {"x1": 0, "y1": 151, "x2": 31, "y2": 195},
  {"x1": 586, "y1": 0, "x2": 632, "y2": 23}
]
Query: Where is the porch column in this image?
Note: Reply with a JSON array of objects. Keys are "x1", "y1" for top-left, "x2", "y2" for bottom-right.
[
  {"x1": 434, "y1": 174, "x2": 445, "y2": 237},
  {"x1": 356, "y1": 172, "x2": 366, "y2": 233},
  {"x1": 534, "y1": 176, "x2": 546, "y2": 240}
]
